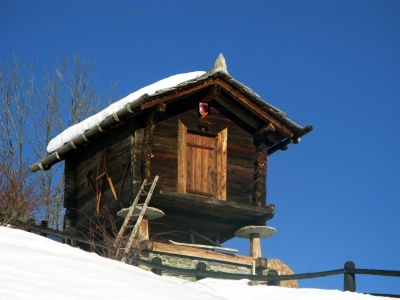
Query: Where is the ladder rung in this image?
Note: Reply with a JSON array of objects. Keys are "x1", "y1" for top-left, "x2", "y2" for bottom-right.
[{"x1": 119, "y1": 175, "x2": 159, "y2": 264}]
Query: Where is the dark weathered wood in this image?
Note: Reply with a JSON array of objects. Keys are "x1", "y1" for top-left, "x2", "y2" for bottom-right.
[
  {"x1": 151, "y1": 257, "x2": 163, "y2": 276},
  {"x1": 268, "y1": 125, "x2": 313, "y2": 156},
  {"x1": 157, "y1": 190, "x2": 274, "y2": 219},
  {"x1": 199, "y1": 85, "x2": 221, "y2": 103},
  {"x1": 150, "y1": 190, "x2": 273, "y2": 243},
  {"x1": 352, "y1": 268, "x2": 400, "y2": 277},
  {"x1": 141, "y1": 104, "x2": 164, "y2": 182},
  {"x1": 64, "y1": 159, "x2": 77, "y2": 229},
  {"x1": 71, "y1": 123, "x2": 135, "y2": 230},
  {"x1": 141, "y1": 80, "x2": 215, "y2": 110},
  {"x1": 252, "y1": 141, "x2": 267, "y2": 206},
  {"x1": 344, "y1": 261, "x2": 356, "y2": 292},
  {"x1": 216, "y1": 79, "x2": 294, "y2": 138},
  {"x1": 133, "y1": 128, "x2": 144, "y2": 189},
  {"x1": 215, "y1": 95, "x2": 261, "y2": 129},
  {"x1": 267, "y1": 269, "x2": 280, "y2": 286},
  {"x1": 29, "y1": 95, "x2": 149, "y2": 172},
  {"x1": 367, "y1": 293, "x2": 400, "y2": 298},
  {"x1": 266, "y1": 132, "x2": 282, "y2": 145},
  {"x1": 253, "y1": 123, "x2": 275, "y2": 144}
]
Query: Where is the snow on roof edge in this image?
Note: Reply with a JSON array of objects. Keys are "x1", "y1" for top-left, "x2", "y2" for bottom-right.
[{"x1": 46, "y1": 71, "x2": 206, "y2": 153}]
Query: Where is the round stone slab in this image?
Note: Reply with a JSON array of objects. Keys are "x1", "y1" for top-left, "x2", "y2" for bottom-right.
[
  {"x1": 117, "y1": 205, "x2": 165, "y2": 221},
  {"x1": 234, "y1": 226, "x2": 277, "y2": 238}
]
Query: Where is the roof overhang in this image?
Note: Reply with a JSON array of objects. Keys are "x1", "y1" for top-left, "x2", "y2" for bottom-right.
[{"x1": 29, "y1": 70, "x2": 312, "y2": 172}]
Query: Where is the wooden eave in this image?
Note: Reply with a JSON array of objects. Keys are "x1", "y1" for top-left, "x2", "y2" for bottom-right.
[
  {"x1": 29, "y1": 70, "x2": 310, "y2": 172},
  {"x1": 140, "y1": 72, "x2": 301, "y2": 138}
]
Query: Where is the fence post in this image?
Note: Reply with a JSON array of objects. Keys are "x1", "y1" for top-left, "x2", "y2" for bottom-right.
[
  {"x1": 196, "y1": 262, "x2": 207, "y2": 281},
  {"x1": 151, "y1": 257, "x2": 162, "y2": 276},
  {"x1": 26, "y1": 218, "x2": 35, "y2": 232},
  {"x1": 267, "y1": 269, "x2": 280, "y2": 286},
  {"x1": 40, "y1": 220, "x2": 48, "y2": 237},
  {"x1": 344, "y1": 261, "x2": 356, "y2": 292}
]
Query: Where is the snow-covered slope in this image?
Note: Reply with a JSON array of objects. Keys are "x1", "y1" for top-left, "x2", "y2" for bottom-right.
[{"x1": 0, "y1": 227, "x2": 382, "y2": 300}]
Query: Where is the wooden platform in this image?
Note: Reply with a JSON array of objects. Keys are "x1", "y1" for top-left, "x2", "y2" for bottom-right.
[{"x1": 147, "y1": 241, "x2": 255, "y2": 266}]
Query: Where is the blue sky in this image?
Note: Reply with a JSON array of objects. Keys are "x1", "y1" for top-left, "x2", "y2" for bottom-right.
[{"x1": 1, "y1": 0, "x2": 399, "y2": 295}]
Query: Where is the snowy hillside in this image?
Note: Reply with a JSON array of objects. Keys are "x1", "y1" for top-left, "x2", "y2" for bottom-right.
[{"x1": 0, "y1": 227, "x2": 384, "y2": 300}]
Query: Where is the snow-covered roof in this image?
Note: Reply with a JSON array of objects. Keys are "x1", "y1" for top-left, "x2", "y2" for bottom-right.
[
  {"x1": 29, "y1": 55, "x2": 310, "y2": 172},
  {"x1": 47, "y1": 71, "x2": 206, "y2": 153}
]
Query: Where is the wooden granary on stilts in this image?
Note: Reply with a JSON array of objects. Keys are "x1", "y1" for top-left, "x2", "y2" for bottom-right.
[{"x1": 30, "y1": 54, "x2": 312, "y2": 281}]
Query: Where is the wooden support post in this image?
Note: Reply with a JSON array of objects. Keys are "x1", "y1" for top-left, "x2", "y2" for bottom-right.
[
  {"x1": 344, "y1": 261, "x2": 356, "y2": 292},
  {"x1": 151, "y1": 257, "x2": 162, "y2": 276},
  {"x1": 267, "y1": 269, "x2": 279, "y2": 286},
  {"x1": 137, "y1": 216, "x2": 149, "y2": 242},
  {"x1": 255, "y1": 257, "x2": 268, "y2": 275},
  {"x1": 196, "y1": 262, "x2": 207, "y2": 281},
  {"x1": 26, "y1": 218, "x2": 35, "y2": 233},
  {"x1": 142, "y1": 105, "x2": 163, "y2": 181},
  {"x1": 249, "y1": 233, "x2": 262, "y2": 258},
  {"x1": 252, "y1": 261, "x2": 256, "y2": 275}
]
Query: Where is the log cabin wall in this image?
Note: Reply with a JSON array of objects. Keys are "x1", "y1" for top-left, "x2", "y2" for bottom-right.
[
  {"x1": 150, "y1": 94, "x2": 259, "y2": 206},
  {"x1": 65, "y1": 121, "x2": 137, "y2": 232}
]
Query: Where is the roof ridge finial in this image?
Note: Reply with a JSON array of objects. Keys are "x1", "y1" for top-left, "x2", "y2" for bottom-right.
[{"x1": 213, "y1": 53, "x2": 228, "y2": 74}]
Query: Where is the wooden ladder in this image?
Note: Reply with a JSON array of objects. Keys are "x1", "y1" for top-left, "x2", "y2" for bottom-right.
[{"x1": 115, "y1": 175, "x2": 159, "y2": 263}]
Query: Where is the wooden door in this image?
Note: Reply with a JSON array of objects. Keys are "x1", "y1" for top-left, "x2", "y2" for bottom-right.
[
  {"x1": 177, "y1": 119, "x2": 227, "y2": 200},
  {"x1": 186, "y1": 133, "x2": 215, "y2": 197}
]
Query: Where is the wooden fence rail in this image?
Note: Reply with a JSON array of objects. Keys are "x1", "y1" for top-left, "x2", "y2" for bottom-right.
[
  {"x1": 18, "y1": 226, "x2": 400, "y2": 298},
  {"x1": 135, "y1": 258, "x2": 400, "y2": 298}
]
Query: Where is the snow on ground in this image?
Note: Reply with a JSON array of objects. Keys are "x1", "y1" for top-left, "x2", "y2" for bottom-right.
[
  {"x1": 0, "y1": 226, "x2": 385, "y2": 300},
  {"x1": 47, "y1": 71, "x2": 206, "y2": 153}
]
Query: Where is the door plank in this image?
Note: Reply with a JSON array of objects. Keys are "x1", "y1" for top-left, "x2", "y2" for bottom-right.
[{"x1": 217, "y1": 128, "x2": 228, "y2": 200}]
